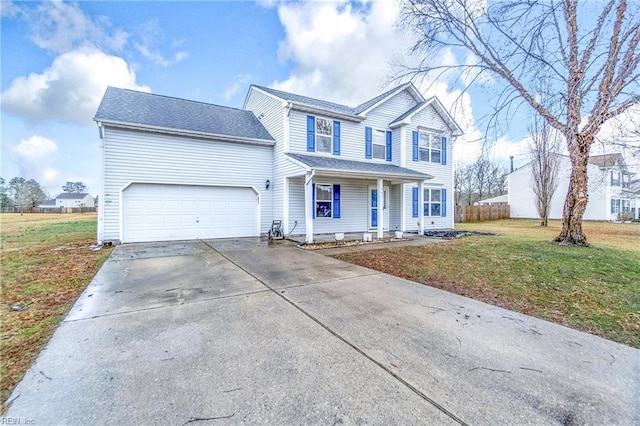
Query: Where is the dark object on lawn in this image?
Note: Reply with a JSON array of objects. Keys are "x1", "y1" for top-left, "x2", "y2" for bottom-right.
[{"x1": 424, "y1": 230, "x2": 496, "y2": 238}]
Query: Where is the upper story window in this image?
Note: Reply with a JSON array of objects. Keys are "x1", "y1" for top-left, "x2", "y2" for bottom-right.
[
  {"x1": 307, "y1": 116, "x2": 340, "y2": 155},
  {"x1": 373, "y1": 130, "x2": 386, "y2": 160},
  {"x1": 610, "y1": 171, "x2": 621, "y2": 186},
  {"x1": 419, "y1": 132, "x2": 441, "y2": 163},
  {"x1": 622, "y1": 173, "x2": 630, "y2": 189},
  {"x1": 315, "y1": 118, "x2": 333, "y2": 153}
]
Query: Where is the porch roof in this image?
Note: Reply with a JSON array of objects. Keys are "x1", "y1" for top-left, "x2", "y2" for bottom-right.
[{"x1": 286, "y1": 153, "x2": 433, "y2": 181}]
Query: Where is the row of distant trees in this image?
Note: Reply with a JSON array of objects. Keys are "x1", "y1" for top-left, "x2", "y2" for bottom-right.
[
  {"x1": 1, "y1": 178, "x2": 87, "y2": 212},
  {"x1": 454, "y1": 157, "x2": 509, "y2": 206}
]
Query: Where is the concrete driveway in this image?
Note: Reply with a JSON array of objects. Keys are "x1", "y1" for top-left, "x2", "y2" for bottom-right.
[{"x1": 6, "y1": 239, "x2": 639, "y2": 425}]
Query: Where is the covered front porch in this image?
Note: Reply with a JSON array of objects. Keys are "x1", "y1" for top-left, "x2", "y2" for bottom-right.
[{"x1": 285, "y1": 154, "x2": 432, "y2": 244}]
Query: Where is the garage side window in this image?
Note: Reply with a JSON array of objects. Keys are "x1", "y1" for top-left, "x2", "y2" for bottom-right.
[{"x1": 315, "y1": 184, "x2": 333, "y2": 218}]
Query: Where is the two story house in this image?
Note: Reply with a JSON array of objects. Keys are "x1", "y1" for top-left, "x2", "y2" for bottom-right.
[
  {"x1": 94, "y1": 83, "x2": 462, "y2": 244},
  {"x1": 508, "y1": 153, "x2": 638, "y2": 221}
]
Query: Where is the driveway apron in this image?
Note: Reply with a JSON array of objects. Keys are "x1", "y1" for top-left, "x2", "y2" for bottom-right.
[{"x1": 5, "y1": 239, "x2": 639, "y2": 425}]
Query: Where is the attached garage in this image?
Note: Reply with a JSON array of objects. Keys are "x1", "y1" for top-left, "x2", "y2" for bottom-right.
[{"x1": 121, "y1": 183, "x2": 260, "y2": 243}]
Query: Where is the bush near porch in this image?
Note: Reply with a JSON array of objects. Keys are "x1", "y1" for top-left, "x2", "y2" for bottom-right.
[{"x1": 334, "y1": 219, "x2": 640, "y2": 348}]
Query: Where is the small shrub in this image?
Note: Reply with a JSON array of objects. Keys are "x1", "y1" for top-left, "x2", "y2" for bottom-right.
[{"x1": 617, "y1": 211, "x2": 634, "y2": 222}]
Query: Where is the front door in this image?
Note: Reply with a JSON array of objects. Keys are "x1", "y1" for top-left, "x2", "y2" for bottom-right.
[{"x1": 369, "y1": 186, "x2": 389, "y2": 230}]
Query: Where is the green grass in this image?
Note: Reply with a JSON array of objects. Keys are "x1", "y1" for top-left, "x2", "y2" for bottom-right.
[
  {"x1": 1, "y1": 213, "x2": 112, "y2": 409},
  {"x1": 336, "y1": 220, "x2": 640, "y2": 347}
]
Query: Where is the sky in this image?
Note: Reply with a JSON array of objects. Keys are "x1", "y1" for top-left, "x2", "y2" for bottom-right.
[{"x1": 1, "y1": 0, "x2": 637, "y2": 197}]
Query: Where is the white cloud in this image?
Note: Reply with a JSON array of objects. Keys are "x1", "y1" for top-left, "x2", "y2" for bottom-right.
[
  {"x1": 26, "y1": 0, "x2": 128, "y2": 54},
  {"x1": 1, "y1": 0, "x2": 22, "y2": 18},
  {"x1": 272, "y1": 0, "x2": 413, "y2": 105},
  {"x1": 133, "y1": 19, "x2": 189, "y2": 67},
  {"x1": 13, "y1": 136, "x2": 61, "y2": 191},
  {"x1": 224, "y1": 74, "x2": 252, "y2": 100},
  {"x1": 1, "y1": 47, "x2": 150, "y2": 126}
]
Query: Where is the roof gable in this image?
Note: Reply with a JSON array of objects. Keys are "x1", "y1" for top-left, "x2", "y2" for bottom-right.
[
  {"x1": 588, "y1": 153, "x2": 624, "y2": 168},
  {"x1": 390, "y1": 97, "x2": 463, "y2": 136},
  {"x1": 95, "y1": 87, "x2": 274, "y2": 142}
]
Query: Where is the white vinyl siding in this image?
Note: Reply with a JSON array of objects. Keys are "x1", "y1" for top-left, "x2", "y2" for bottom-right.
[
  {"x1": 507, "y1": 156, "x2": 611, "y2": 221},
  {"x1": 101, "y1": 127, "x2": 273, "y2": 242}
]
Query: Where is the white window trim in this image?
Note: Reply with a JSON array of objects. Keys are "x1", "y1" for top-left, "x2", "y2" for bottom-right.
[
  {"x1": 372, "y1": 129, "x2": 387, "y2": 160},
  {"x1": 418, "y1": 131, "x2": 442, "y2": 163},
  {"x1": 315, "y1": 117, "x2": 333, "y2": 154},
  {"x1": 315, "y1": 183, "x2": 333, "y2": 219},
  {"x1": 423, "y1": 188, "x2": 442, "y2": 217}
]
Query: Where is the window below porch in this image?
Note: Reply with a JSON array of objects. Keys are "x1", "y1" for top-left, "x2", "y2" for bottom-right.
[{"x1": 313, "y1": 183, "x2": 341, "y2": 219}]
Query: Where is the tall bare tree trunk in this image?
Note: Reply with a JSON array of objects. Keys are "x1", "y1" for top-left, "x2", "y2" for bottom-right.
[{"x1": 555, "y1": 134, "x2": 592, "y2": 246}]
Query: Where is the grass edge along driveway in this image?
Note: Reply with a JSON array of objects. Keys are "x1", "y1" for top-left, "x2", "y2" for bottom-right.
[
  {"x1": 335, "y1": 220, "x2": 640, "y2": 348},
  {"x1": 1, "y1": 213, "x2": 112, "y2": 410}
]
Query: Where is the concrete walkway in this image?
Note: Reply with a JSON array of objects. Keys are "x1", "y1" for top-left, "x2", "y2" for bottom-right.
[{"x1": 5, "y1": 239, "x2": 639, "y2": 425}]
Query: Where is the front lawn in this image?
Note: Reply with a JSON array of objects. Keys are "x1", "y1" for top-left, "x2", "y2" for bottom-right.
[
  {"x1": 0, "y1": 213, "x2": 112, "y2": 409},
  {"x1": 334, "y1": 220, "x2": 640, "y2": 348}
]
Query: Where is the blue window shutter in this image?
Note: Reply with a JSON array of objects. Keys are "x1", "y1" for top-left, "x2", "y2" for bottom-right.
[
  {"x1": 333, "y1": 185, "x2": 341, "y2": 218},
  {"x1": 312, "y1": 183, "x2": 316, "y2": 219},
  {"x1": 365, "y1": 127, "x2": 372, "y2": 159},
  {"x1": 333, "y1": 121, "x2": 341, "y2": 155},
  {"x1": 412, "y1": 187, "x2": 418, "y2": 218},
  {"x1": 412, "y1": 131, "x2": 418, "y2": 161},
  {"x1": 441, "y1": 136, "x2": 447, "y2": 165},
  {"x1": 371, "y1": 190, "x2": 378, "y2": 227},
  {"x1": 307, "y1": 116, "x2": 315, "y2": 152},
  {"x1": 386, "y1": 131, "x2": 392, "y2": 161},
  {"x1": 441, "y1": 188, "x2": 447, "y2": 217}
]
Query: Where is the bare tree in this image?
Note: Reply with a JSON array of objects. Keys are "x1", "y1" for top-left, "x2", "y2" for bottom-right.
[
  {"x1": 9, "y1": 177, "x2": 46, "y2": 214},
  {"x1": 402, "y1": 0, "x2": 640, "y2": 245},
  {"x1": 529, "y1": 114, "x2": 562, "y2": 226}
]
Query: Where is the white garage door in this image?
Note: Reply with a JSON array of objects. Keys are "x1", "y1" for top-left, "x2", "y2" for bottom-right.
[{"x1": 122, "y1": 183, "x2": 259, "y2": 243}]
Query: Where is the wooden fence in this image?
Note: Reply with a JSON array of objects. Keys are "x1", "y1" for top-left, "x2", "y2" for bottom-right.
[
  {"x1": 455, "y1": 204, "x2": 510, "y2": 223},
  {"x1": 0, "y1": 207, "x2": 97, "y2": 214}
]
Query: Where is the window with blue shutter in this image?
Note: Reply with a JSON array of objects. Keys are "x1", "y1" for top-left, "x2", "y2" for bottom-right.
[
  {"x1": 441, "y1": 136, "x2": 447, "y2": 165},
  {"x1": 412, "y1": 187, "x2": 418, "y2": 218},
  {"x1": 333, "y1": 121, "x2": 341, "y2": 155},
  {"x1": 365, "y1": 127, "x2": 372, "y2": 159},
  {"x1": 412, "y1": 131, "x2": 418, "y2": 161},
  {"x1": 333, "y1": 185, "x2": 341, "y2": 218},
  {"x1": 307, "y1": 116, "x2": 315, "y2": 152},
  {"x1": 386, "y1": 131, "x2": 392, "y2": 161},
  {"x1": 441, "y1": 188, "x2": 447, "y2": 217}
]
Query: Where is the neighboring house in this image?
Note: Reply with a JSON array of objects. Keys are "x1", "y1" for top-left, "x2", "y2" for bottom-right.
[
  {"x1": 508, "y1": 153, "x2": 636, "y2": 221},
  {"x1": 55, "y1": 193, "x2": 96, "y2": 208},
  {"x1": 475, "y1": 194, "x2": 508, "y2": 205},
  {"x1": 94, "y1": 83, "x2": 462, "y2": 244},
  {"x1": 38, "y1": 199, "x2": 57, "y2": 208}
]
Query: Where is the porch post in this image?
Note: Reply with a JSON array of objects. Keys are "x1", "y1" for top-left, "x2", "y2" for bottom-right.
[
  {"x1": 305, "y1": 172, "x2": 314, "y2": 243},
  {"x1": 418, "y1": 180, "x2": 424, "y2": 235},
  {"x1": 377, "y1": 178, "x2": 384, "y2": 239},
  {"x1": 400, "y1": 183, "x2": 406, "y2": 232}
]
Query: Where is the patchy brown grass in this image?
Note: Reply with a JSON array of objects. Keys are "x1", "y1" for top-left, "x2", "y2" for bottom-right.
[
  {"x1": 335, "y1": 220, "x2": 640, "y2": 348},
  {"x1": 0, "y1": 213, "x2": 112, "y2": 410}
]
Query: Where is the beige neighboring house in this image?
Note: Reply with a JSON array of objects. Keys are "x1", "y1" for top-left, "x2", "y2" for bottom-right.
[{"x1": 54, "y1": 193, "x2": 95, "y2": 208}]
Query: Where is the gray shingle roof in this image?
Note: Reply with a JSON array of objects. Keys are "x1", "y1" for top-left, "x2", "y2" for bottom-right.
[
  {"x1": 252, "y1": 85, "x2": 356, "y2": 115},
  {"x1": 95, "y1": 87, "x2": 274, "y2": 142},
  {"x1": 392, "y1": 100, "x2": 428, "y2": 123},
  {"x1": 39, "y1": 199, "x2": 56, "y2": 206},
  {"x1": 253, "y1": 83, "x2": 414, "y2": 116},
  {"x1": 352, "y1": 83, "x2": 413, "y2": 114},
  {"x1": 588, "y1": 153, "x2": 623, "y2": 168},
  {"x1": 287, "y1": 153, "x2": 432, "y2": 180},
  {"x1": 56, "y1": 193, "x2": 90, "y2": 200}
]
